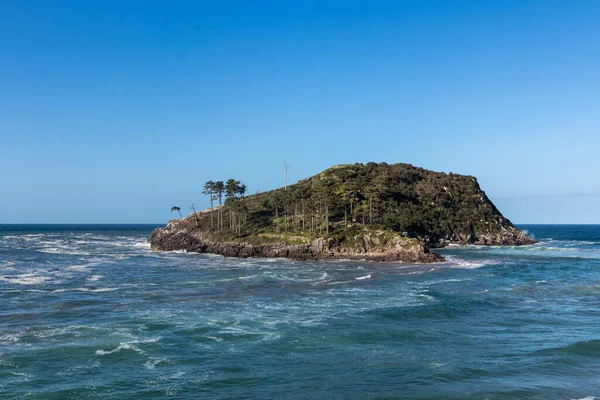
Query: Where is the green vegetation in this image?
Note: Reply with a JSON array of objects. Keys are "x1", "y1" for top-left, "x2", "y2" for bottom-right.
[{"x1": 181, "y1": 162, "x2": 519, "y2": 246}]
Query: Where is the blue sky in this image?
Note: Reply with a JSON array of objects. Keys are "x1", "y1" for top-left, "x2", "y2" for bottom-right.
[{"x1": 1, "y1": 0, "x2": 599, "y2": 224}]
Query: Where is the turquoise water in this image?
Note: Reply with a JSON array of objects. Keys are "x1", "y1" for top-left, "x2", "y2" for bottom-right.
[{"x1": 1, "y1": 224, "x2": 599, "y2": 399}]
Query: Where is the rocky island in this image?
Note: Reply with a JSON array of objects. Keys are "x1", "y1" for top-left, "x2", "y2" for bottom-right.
[{"x1": 150, "y1": 162, "x2": 535, "y2": 262}]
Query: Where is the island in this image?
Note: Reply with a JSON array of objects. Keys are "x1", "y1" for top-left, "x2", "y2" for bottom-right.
[{"x1": 150, "y1": 162, "x2": 535, "y2": 262}]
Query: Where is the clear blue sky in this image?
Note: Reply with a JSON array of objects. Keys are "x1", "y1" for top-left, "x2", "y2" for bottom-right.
[{"x1": 2, "y1": 0, "x2": 599, "y2": 224}]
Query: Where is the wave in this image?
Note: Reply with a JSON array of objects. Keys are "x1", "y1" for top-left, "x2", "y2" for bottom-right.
[
  {"x1": 355, "y1": 274, "x2": 372, "y2": 280},
  {"x1": 536, "y1": 339, "x2": 600, "y2": 356},
  {"x1": 2, "y1": 232, "x2": 152, "y2": 259},
  {"x1": 442, "y1": 241, "x2": 600, "y2": 261}
]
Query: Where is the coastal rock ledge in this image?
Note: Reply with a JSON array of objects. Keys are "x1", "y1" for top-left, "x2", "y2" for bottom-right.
[{"x1": 149, "y1": 222, "x2": 443, "y2": 263}]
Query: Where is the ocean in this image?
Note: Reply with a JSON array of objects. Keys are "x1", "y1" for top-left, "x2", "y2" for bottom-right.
[{"x1": 0, "y1": 224, "x2": 599, "y2": 399}]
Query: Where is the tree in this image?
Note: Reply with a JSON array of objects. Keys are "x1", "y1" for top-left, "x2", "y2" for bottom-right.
[
  {"x1": 237, "y1": 183, "x2": 247, "y2": 199},
  {"x1": 284, "y1": 161, "x2": 289, "y2": 190},
  {"x1": 190, "y1": 203, "x2": 198, "y2": 226},
  {"x1": 225, "y1": 179, "x2": 240, "y2": 199},
  {"x1": 203, "y1": 181, "x2": 216, "y2": 228},
  {"x1": 363, "y1": 185, "x2": 380, "y2": 224},
  {"x1": 268, "y1": 191, "x2": 284, "y2": 233},
  {"x1": 336, "y1": 181, "x2": 359, "y2": 227},
  {"x1": 225, "y1": 179, "x2": 246, "y2": 233},
  {"x1": 171, "y1": 206, "x2": 182, "y2": 219},
  {"x1": 214, "y1": 181, "x2": 225, "y2": 230},
  {"x1": 313, "y1": 175, "x2": 334, "y2": 234}
]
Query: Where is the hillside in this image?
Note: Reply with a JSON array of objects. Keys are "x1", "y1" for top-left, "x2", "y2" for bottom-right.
[{"x1": 150, "y1": 162, "x2": 535, "y2": 262}]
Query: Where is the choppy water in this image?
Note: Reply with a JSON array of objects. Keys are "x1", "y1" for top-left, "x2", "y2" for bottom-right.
[{"x1": 1, "y1": 224, "x2": 599, "y2": 399}]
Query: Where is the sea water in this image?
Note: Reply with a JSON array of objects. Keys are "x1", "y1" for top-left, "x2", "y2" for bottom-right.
[{"x1": 1, "y1": 224, "x2": 599, "y2": 399}]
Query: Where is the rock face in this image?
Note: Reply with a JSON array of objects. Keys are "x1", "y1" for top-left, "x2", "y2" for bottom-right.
[{"x1": 150, "y1": 221, "x2": 443, "y2": 263}]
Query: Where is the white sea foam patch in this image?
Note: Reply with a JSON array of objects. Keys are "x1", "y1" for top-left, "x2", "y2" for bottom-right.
[
  {"x1": 571, "y1": 397, "x2": 597, "y2": 400},
  {"x1": 0, "y1": 332, "x2": 24, "y2": 344},
  {"x1": 238, "y1": 274, "x2": 259, "y2": 281},
  {"x1": 51, "y1": 287, "x2": 119, "y2": 293},
  {"x1": 144, "y1": 357, "x2": 169, "y2": 370},
  {"x1": 2, "y1": 234, "x2": 45, "y2": 241},
  {"x1": 355, "y1": 273, "x2": 372, "y2": 280},
  {"x1": 88, "y1": 275, "x2": 102, "y2": 282},
  {"x1": 32, "y1": 325, "x2": 104, "y2": 339},
  {"x1": 95, "y1": 338, "x2": 158, "y2": 356},
  {"x1": 39, "y1": 247, "x2": 91, "y2": 256},
  {"x1": 442, "y1": 255, "x2": 500, "y2": 270},
  {"x1": 0, "y1": 273, "x2": 50, "y2": 285},
  {"x1": 424, "y1": 278, "x2": 472, "y2": 285},
  {"x1": 64, "y1": 265, "x2": 89, "y2": 272},
  {"x1": 95, "y1": 343, "x2": 145, "y2": 356}
]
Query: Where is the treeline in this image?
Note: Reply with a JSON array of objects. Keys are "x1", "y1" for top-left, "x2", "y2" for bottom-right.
[
  {"x1": 188, "y1": 162, "x2": 503, "y2": 242},
  {"x1": 261, "y1": 168, "x2": 388, "y2": 235},
  {"x1": 202, "y1": 179, "x2": 247, "y2": 234},
  {"x1": 257, "y1": 162, "x2": 498, "y2": 240}
]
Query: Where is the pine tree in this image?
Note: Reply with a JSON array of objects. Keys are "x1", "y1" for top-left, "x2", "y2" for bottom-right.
[
  {"x1": 203, "y1": 181, "x2": 216, "y2": 229},
  {"x1": 214, "y1": 181, "x2": 225, "y2": 230}
]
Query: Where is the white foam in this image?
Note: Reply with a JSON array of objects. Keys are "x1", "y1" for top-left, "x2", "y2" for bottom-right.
[
  {"x1": 571, "y1": 397, "x2": 597, "y2": 400},
  {"x1": 443, "y1": 255, "x2": 499, "y2": 270},
  {"x1": 144, "y1": 357, "x2": 168, "y2": 370},
  {"x1": 425, "y1": 278, "x2": 471, "y2": 285},
  {"x1": 130, "y1": 337, "x2": 159, "y2": 344},
  {"x1": 39, "y1": 247, "x2": 91, "y2": 256},
  {"x1": 355, "y1": 274, "x2": 372, "y2": 280},
  {"x1": 64, "y1": 265, "x2": 88, "y2": 272},
  {"x1": 80, "y1": 287, "x2": 118, "y2": 292},
  {"x1": 51, "y1": 287, "x2": 119, "y2": 293},
  {"x1": 0, "y1": 333, "x2": 23, "y2": 343},
  {"x1": 95, "y1": 340, "x2": 153, "y2": 355},
  {"x1": 88, "y1": 275, "x2": 102, "y2": 282},
  {"x1": 0, "y1": 274, "x2": 50, "y2": 285},
  {"x1": 95, "y1": 343, "x2": 142, "y2": 355}
]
